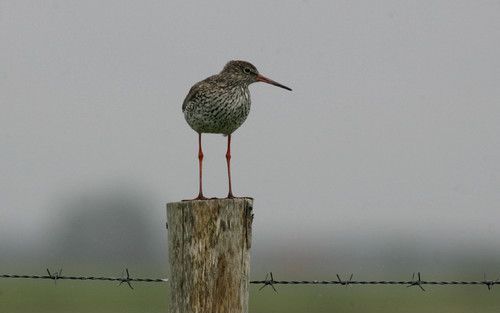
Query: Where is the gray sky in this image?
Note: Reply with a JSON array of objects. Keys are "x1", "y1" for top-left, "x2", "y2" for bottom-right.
[{"x1": 1, "y1": 1, "x2": 500, "y2": 272}]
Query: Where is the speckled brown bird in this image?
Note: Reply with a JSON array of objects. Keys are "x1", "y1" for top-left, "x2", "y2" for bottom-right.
[{"x1": 183, "y1": 60, "x2": 291, "y2": 200}]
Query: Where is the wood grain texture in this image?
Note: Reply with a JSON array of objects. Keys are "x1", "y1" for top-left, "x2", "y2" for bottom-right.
[{"x1": 167, "y1": 198, "x2": 254, "y2": 313}]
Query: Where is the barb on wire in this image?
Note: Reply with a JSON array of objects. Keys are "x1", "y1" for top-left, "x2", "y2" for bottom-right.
[
  {"x1": 482, "y1": 273, "x2": 499, "y2": 291},
  {"x1": 336, "y1": 273, "x2": 354, "y2": 286},
  {"x1": 258, "y1": 272, "x2": 278, "y2": 292},
  {"x1": 118, "y1": 268, "x2": 133, "y2": 289},
  {"x1": 407, "y1": 272, "x2": 425, "y2": 291},
  {"x1": 46, "y1": 268, "x2": 63, "y2": 285}
]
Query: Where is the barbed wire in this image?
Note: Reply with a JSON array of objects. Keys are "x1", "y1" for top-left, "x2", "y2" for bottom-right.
[
  {"x1": 2, "y1": 269, "x2": 499, "y2": 291},
  {"x1": 0, "y1": 268, "x2": 167, "y2": 289},
  {"x1": 251, "y1": 272, "x2": 500, "y2": 292}
]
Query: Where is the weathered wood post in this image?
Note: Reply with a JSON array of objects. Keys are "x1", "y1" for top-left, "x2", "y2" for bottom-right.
[{"x1": 167, "y1": 198, "x2": 254, "y2": 313}]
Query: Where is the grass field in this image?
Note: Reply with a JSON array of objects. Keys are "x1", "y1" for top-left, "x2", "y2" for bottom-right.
[{"x1": 1, "y1": 280, "x2": 500, "y2": 313}]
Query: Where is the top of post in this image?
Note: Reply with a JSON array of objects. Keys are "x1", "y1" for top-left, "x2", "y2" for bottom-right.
[{"x1": 167, "y1": 198, "x2": 253, "y2": 207}]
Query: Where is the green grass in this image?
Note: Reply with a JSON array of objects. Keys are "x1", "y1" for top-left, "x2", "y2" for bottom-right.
[{"x1": 1, "y1": 281, "x2": 500, "y2": 313}]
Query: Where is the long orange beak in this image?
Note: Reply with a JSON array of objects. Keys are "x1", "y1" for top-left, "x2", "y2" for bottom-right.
[{"x1": 256, "y1": 74, "x2": 292, "y2": 91}]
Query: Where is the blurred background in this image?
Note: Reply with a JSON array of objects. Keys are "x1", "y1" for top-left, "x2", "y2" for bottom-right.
[{"x1": 1, "y1": 1, "x2": 500, "y2": 312}]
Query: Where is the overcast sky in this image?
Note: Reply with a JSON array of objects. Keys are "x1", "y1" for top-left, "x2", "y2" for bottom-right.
[{"x1": 1, "y1": 1, "x2": 500, "y2": 271}]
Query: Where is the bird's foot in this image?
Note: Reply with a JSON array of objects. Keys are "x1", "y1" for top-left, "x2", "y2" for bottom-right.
[
  {"x1": 182, "y1": 194, "x2": 209, "y2": 201},
  {"x1": 225, "y1": 193, "x2": 253, "y2": 200},
  {"x1": 182, "y1": 194, "x2": 253, "y2": 201}
]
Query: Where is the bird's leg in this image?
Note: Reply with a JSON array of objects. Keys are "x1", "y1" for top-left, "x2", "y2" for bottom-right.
[
  {"x1": 226, "y1": 134, "x2": 234, "y2": 199},
  {"x1": 195, "y1": 133, "x2": 207, "y2": 200}
]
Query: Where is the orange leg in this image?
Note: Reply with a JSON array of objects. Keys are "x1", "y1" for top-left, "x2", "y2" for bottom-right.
[
  {"x1": 226, "y1": 134, "x2": 234, "y2": 198},
  {"x1": 195, "y1": 133, "x2": 207, "y2": 200}
]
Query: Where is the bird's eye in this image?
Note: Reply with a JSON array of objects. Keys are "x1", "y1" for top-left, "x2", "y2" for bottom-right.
[{"x1": 243, "y1": 67, "x2": 251, "y2": 74}]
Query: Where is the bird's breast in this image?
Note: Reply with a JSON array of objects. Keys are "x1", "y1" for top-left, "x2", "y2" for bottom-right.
[{"x1": 184, "y1": 85, "x2": 251, "y2": 135}]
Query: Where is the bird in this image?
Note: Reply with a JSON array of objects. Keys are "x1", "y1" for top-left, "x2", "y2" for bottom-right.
[{"x1": 182, "y1": 60, "x2": 291, "y2": 200}]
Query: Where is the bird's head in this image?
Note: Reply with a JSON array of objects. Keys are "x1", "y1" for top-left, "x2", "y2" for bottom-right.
[{"x1": 221, "y1": 60, "x2": 292, "y2": 91}]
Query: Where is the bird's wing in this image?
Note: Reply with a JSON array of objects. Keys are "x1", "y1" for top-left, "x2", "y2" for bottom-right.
[
  {"x1": 182, "y1": 84, "x2": 199, "y2": 112},
  {"x1": 182, "y1": 75, "x2": 228, "y2": 112}
]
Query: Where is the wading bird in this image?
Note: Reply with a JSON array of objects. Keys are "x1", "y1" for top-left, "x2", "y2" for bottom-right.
[{"x1": 182, "y1": 60, "x2": 291, "y2": 199}]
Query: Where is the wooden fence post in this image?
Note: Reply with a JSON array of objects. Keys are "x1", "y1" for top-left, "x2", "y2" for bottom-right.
[{"x1": 167, "y1": 198, "x2": 254, "y2": 313}]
